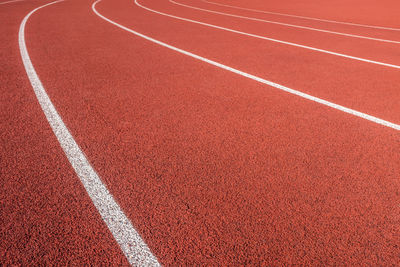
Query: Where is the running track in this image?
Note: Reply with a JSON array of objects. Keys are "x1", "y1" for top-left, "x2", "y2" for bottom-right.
[{"x1": 1, "y1": 0, "x2": 399, "y2": 265}]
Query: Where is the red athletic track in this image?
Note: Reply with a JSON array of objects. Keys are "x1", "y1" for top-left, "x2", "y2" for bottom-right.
[{"x1": 1, "y1": 0, "x2": 400, "y2": 265}]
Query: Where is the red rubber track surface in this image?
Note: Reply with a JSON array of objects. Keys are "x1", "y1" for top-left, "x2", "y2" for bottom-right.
[{"x1": 2, "y1": 0, "x2": 400, "y2": 265}]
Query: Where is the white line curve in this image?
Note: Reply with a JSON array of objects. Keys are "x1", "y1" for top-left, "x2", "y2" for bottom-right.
[
  {"x1": 169, "y1": 0, "x2": 400, "y2": 44},
  {"x1": 19, "y1": 1, "x2": 161, "y2": 265},
  {"x1": 135, "y1": 0, "x2": 400, "y2": 69},
  {"x1": 92, "y1": 0, "x2": 400, "y2": 131},
  {"x1": 203, "y1": 0, "x2": 400, "y2": 32}
]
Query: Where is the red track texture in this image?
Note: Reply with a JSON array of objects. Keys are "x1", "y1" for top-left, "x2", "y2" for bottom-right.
[{"x1": 1, "y1": 0, "x2": 400, "y2": 265}]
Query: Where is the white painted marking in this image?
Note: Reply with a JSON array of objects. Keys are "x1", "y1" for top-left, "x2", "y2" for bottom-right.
[
  {"x1": 0, "y1": 0, "x2": 25, "y2": 5},
  {"x1": 93, "y1": 0, "x2": 400, "y2": 131},
  {"x1": 203, "y1": 0, "x2": 400, "y2": 32},
  {"x1": 19, "y1": 1, "x2": 160, "y2": 266},
  {"x1": 170, "y1": 0, "x2": 400, "y2": 44},
  {"x1": 135, "y1": 0, "x2": 400, "y2": 69}
]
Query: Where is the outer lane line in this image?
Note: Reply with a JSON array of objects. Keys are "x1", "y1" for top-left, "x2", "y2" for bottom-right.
[
  {"x1": 0, "y1": 0, "x2": 26, "y2": 5},
  {"x1": 19, "y1": 1, "x2": 161, "y2": 266},
  {"x1": 93, "y1": 0, "x2": 400, "y2": 131},
  {"x1": 135, "y1": 0, "x2": 400, "y2": 70},
  {"x1": 203, "y1": 0, "x2": 400, "y2": 32},
  {"x1": 170, "y1": 0, "x2": 400, "y2": 44}
]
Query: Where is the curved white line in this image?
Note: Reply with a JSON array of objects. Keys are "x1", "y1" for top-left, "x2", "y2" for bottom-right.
[
  {"x1": 203, "y1": 0, "x2": 400, "y2": 32},
  {"x1": 170, "y1": 0, "x2": 400, "y2": 44},
  {"x1": 135, "y1": 0, "x2": 400, "y2": 69},
  {"x1": 93, "y1": 0, "x2": 400, "y2": 131},
  {"x1": 0, "y1": 0, "x2": 25, "y2": 5},
  {"x1": 19, "y1": 1, "x2": 160, "y2": 266}
]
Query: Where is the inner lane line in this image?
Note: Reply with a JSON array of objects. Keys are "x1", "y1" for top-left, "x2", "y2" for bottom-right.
[{"x1": 19, "y1": 1, "x2": 161, "y2": 265}]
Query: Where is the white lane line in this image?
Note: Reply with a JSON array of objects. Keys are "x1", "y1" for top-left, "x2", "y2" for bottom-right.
[
  {"x1": 93, "y1": 0, "x2": 400, "y2": 131},
  {"x1": 203, "y1": 0, "x2": 400, "y2": 32},
  {"x1": 19, "y1": 1, "x2": 161, "y2": 266},
  {"x1": 0, "y1": 0, "x2": 25, "y2": 5},
  {"x1": 135, "y1": 0, "x2": 400, "y2": 70},
  {"x1": 170, "y1": 0, "x2": 400, "y2": 44}
]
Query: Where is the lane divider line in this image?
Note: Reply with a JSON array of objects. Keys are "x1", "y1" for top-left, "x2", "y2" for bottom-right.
[
  {"x1": 19, "y1": 1, "x2": 161, "y2": 265},
  {"x1": 93, "y1": 0, "x2": 400, "y2": 131},
  {"x1": 203, "y1": 0, "x2": 400, "y2": 32},
  {"x1": 170, "y1": 0, "x2": 400, "y2": 44},
  {"x1": 135, "y1": 0, "x2": 400, "y2": 70}
]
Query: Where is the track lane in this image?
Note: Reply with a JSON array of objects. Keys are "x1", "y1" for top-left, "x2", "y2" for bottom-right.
[
  {"x1": 0, "y1": 1, "x2": 129, "y2": 265},
  {"x1": 25, "y1": 0, "x2": 400, "y2": 264},
  {"x1": 94, "y1": 0, "x2": 400, "y2": 131},
  {"x1": 204, "y1": 0, "x2": 400, "y2": 30},
  {"x1": 169, "y1": 0, "x2": 400, "y2": 44},
  {"x1": 197, "y1": 0, "x2": 400, "y2": 43},
  {"x1": 97, "y1": 0, "x2": 400, "y2": 125},
  {"x1": 139, "y1": 0, "x2": 400, "y2": 68}
]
